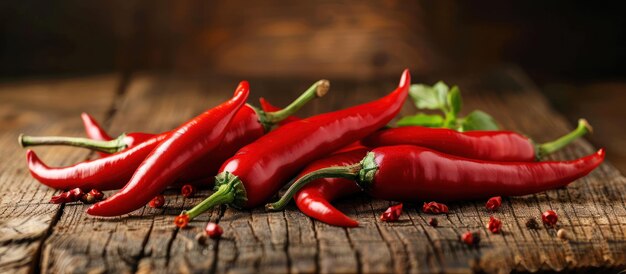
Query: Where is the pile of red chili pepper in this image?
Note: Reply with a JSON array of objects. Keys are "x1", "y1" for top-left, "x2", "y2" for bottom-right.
[{"x1": 19, "y1": 69, "x2": 604, "y2": 240}]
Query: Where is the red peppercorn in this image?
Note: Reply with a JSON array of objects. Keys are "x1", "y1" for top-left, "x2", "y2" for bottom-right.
[
  {"x1": 428, "y1": 217, "x2": 438, "y2": 227},
  {"x1": 485, "y1": 196, "x2": 502, "y2": 211},
  {"x1": 174, "y1": 214, "x2": 190, "y2": 228},
  {"x1": 541, "y1": 210, "x2": 558, "y2": 227},
  {"x1": 461, "y1": 231, "x2": 480, "y2": 246},
  {"x1": 181, "y1": 184, "x2": 195, "y2": 198},
  {"x1": 50, "y1": 188, "x2": 85, "y2": 204},
  {"x1": 422, "y1": 201, "x2": 449, "y2": 214},
  {"x1": 486, "y1": 216, "x2": 502, "y2": 233},
  {"x1": 149, "y1": 195, "x2": 165, "y2": 208},
  {"x1": 380, "y1": 203, "x2": 403, "y2": 222},
  {"x1": 88, "y1": 189, "x2": 105, "y2": 200},
  {"x1": 205, "y1": 222, "x2": 223, "y2": 239}
]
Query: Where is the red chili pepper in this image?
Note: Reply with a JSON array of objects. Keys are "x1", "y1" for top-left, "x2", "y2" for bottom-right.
[
  {"x1": 178, "y1": 70, "x2": 411, "y2": 223},
  {"x1": 267, "y1": 145, "x2": 604, "y2": 211},
  {"x1": 422, "y1": 201, "x2": 449, "y2": 214},
  {"x1": 362, "y1": 119, "x2": 591, "y2": 161},
  {"x1": 22, "y1": 82, "x2": 327, "y2": 191},
  {"x1": 485, "y1": 196, "x2": 502, "y2": 211},
  {"x1": 205, "y1": 222, "x2": 223, "y2": 239},
  {"x1": 86, "y1": 82, "x2": 249, "y2": 216},
  {"x1": 487, "y1": 216, "x2": 502, "y2": 233},
  {"x1": 380, "y1": 203, "x2": 403, "y2": 222},
  {"x1": 149, "y1": 195, "x2": 165, "y2": 208},
  {"x1": 542, "y1": 210, "x2": 558, "y2": 227},
  {"x1": 293, "y1": 148, "x2": 367, "y2": 227}
]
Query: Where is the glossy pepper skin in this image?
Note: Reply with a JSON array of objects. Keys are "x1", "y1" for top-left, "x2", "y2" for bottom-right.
[
  {"x1": 294, "y1": 148, "x2": 367, "y2": 227},
  {"x1": 180, "y1": 69, "x2": 410, "y2": 222},
  {"x1": 268, "y1": 145, "x2": 604, "y2": 212},
  {"x1": 362, "y1": 119, "x2": 591, "y2": 162},
  {"x1": 87, "y1": 82, "x2": 250, "y2": 216},
  {"x1": 25, "y1": 134, "x2": 167, "y2": 191},
  {"x1": 23, "y1": 83, "x2": 326, "y2": 191}
]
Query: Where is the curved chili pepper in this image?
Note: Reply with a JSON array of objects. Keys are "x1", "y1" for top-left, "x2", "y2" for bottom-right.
[
  {"x1": 267, "y1": 145, "x2": 605, "y2": 211},
  {"x1": 21, "y1": 81, "x2": 328, "y2": 190},
  {"x1": 87, "y1": 82, "x2": 250, "y2": 216},
  {"x1": 177, "y1": 69, "x2": 410, "y2": 224},
  {"x1": 293, "y1": 148, "x2": 367, "y2": 227},
  {"x1": 362, "y1": 119, "x2": 591, "y2": 162}
]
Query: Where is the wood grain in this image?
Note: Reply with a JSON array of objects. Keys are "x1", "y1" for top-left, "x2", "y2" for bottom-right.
[{"x1": 0, "y1": 67, "x2": 625, "y2": 273}]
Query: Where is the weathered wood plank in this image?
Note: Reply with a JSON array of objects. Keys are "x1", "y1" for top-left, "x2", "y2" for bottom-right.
[
  {"x1": 0, "y1": 75, "x2": 119, "y2": 273},
  {"x1": 2, "y1": 67, "x2": 625, "y2": 273}
]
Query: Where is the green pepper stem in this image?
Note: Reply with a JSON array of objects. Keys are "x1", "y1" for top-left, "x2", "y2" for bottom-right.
[
  {"x1": 263, "y1": 79, "x2": 330, "y2": 124},
  {"x1": 18, "y1": 133, "x2": 127, "y2": 154},
  {"x1": 184, "y1": 183, "x2": 236, "y2": 220},
  {"x1": 536, "y1": 119, "x2": 592, "y2": 159},
  {"x1": 265, "y1": 163, "x2": 361, "y2": 211}
]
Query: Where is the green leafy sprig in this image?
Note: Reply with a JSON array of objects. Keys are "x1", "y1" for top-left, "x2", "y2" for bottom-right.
[{"x1": 397, "y1": 81, "x2": 499, "y2": 131}]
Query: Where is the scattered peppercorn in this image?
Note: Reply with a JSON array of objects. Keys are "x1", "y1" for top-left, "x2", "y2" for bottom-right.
[
  {"x1": 461, "y1": 231, "x2": 481, "y2": 247},
  {"x1": 81, "y1": 189, "x2": 105, "y2": 204},
  {"x1": 428, "y1": 217, "x2": 438, "y2": 227},
  {"x1": 485, "y1": 196, "x2": 502, "y2": 211},
  {"x1": 181, "y1": 184, "x2": 195, "y2": 198},
  {"x1": 380, "y1": 203, "x2": 403, "y2": 222},
  {"x1": 149, "y1": 195, "x2": 165, "y2": 208},
  {"x1": 50, "y1": 188, "x2": 85, "y2": 204},
  {"x1": 195, "y1": 233, "x2": 207, "y2": 245},
  {"x1": 205, "y1": 222, "x2": 223, "y2": 239},
  {"x1": 541, "y1": 210, "x2": 558, "y2": 227},
  {"x1": 174, "y1": 214, "x2": 190, "y2": 228},
  {"x1": 422, "y1": 201, "x2": 449, "y2": 214},
  {"x1": 486, "y1": 216, "x2": 502, "y2": 234},
  {"x1": 557, "y1": 228, "x2": 568, "y2": 240},
  {"x1": 525, "y1": 218, "x2": 539, "y2": 229}
]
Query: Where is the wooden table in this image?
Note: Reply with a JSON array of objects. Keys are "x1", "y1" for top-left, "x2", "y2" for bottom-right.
[{"x1": 1, "y1": 67, "x2": 625, "y2": 273}]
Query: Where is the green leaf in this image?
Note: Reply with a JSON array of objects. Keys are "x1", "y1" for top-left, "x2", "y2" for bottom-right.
[
  {"x1": 397, "y1": 113, "x2": 444, "y2": 127},
  {"x1": 432, "y1": 81, "x2": 449, "y2": 109},
  {"x1": 447, "y1": 86, "x2": 462, "y2": 116},
  {"x1": 409, "y1": 84, "x2": 444, "y2": 110},
  {"x1": 460, "y1": 110, "x2": 500, "y2": 131}
]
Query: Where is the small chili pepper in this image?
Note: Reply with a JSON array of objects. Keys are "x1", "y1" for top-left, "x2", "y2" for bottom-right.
[
  {"x1": 178, "y1": 70, "x2": 411, "y2": 223},
  {"x1": 428, "y1": 218, "x2": 438, "y2": 227},
  {"x1": 362, "y1": 119, "x2": 591, "y2": 161},
  {"x1": 461, "y1": 231, "x2": 480, "y2": 246},
  {"x1": 293, "y1": 148, "x2": 367, "y2": 227},
  {"x1": 50, "y1": 188, "x2": 85, "y2": 204},
  {"x1": 542, "y1": 210, "x2": 558, "y2": 227},
  {"x1": 87, "y1": 82, "x2": 249, "y2": 216},
  {"x1": 267, "y1": 145, "x2": 604, "y2": 211},
  {"x1": 525, "y1": 218, "x2": 539, "y2": 229},
  {"x1": 23, "y1": 81, "x2": 327, "y2": 191},
  {"x1": 487, "y1": 216, "x2": 502, "y2": 234},
  {"x1": 380, "y1": 203, "x2": 403, "y2": 222},
  {"x1": 485, "y1": 196, "x2": 502, "y2": 211},
  {"x1": 181, "y1": 184, "x2": 196, "y2": 198},
  {"x1": 149, "y1": 195, "x2": 165, "y2": 208},
  {"x1": 422, "y1": 202, "x2": 449, "y2": 214},
  {"x1": 205, "y1": 222, "x2": 223, "y2": 239}
]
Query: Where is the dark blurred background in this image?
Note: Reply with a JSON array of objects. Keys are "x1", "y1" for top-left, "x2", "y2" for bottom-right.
[{"x1": 1, "y1": 1, "x2": 624, "y2": 170}]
